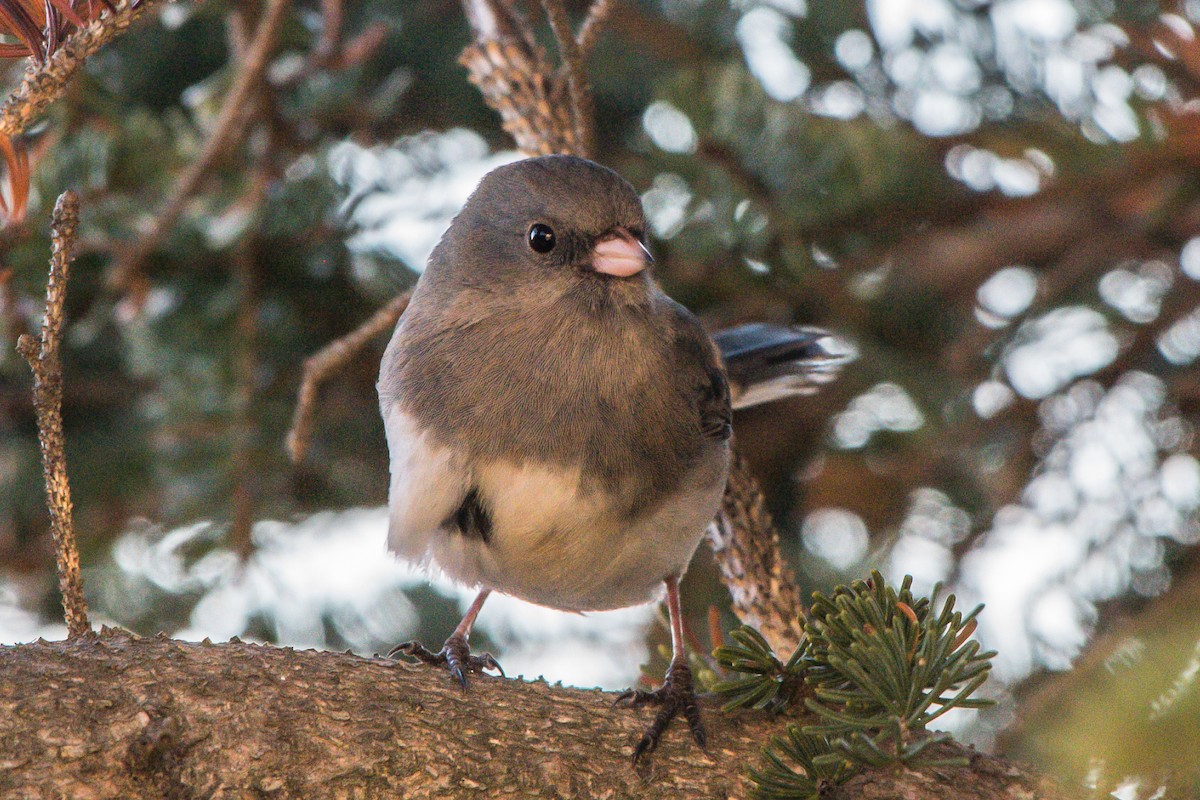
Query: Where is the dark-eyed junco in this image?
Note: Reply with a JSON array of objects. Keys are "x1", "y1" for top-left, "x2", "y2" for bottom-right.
[{"x1": 378, "y1": 154, "x2": 835, "y2": 761}]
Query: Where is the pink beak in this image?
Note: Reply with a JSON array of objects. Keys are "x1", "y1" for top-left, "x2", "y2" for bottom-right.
[{"x1": 591, "y1": 229, "x2": 652, "y2": 278}]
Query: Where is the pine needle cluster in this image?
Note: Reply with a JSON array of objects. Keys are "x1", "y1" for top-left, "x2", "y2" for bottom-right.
[{"x1": 713, "y1": 572, "x2": 996, "y2": 799}]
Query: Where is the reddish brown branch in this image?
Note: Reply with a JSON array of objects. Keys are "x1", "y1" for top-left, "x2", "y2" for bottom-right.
[
  {"x1": 0, "y1": 267, "x2": 30, "y2": 345},
  {"x1": 15, "y1": 190, "x2": 89, "y2": 638},
  {"x1": 286, "y1": 292, "x2": 410, "y2": 464},
  {"x1": 309, "y1": 0, "x2": 345, "y2": 69},
  {"x1": 107, "y1": 0, "x2": 290, "y2": 294},
  {"x1": 221, "y1": 160, "x2": 275, "y2": 558}
]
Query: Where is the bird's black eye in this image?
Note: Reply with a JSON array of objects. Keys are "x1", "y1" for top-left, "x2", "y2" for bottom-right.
[{"x1": 528, "y1": 223, "x2": 556, "y2": 253}]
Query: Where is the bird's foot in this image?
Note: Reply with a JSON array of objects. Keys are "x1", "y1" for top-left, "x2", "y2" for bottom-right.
[
  {"x1": 615, "y1": 658, "x2": 705, "y2": 764},
  {"x1": 387, "y1": 634, "x2": 504, "y2": 690}
]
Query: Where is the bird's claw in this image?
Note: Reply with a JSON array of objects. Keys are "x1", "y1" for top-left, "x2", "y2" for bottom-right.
[
  {"x1": 388, "y1": 640, "x2": 442, "y2": 664},
  {"x1": 387, "y1": 634, "x2": 504, "y2": 689},
  {"x1": 616, "y1": 659, "x2": 705, "y2": 764}
]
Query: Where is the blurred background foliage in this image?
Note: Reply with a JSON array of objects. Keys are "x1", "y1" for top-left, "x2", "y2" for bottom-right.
[{"x1": 2, "y1": 0, "x2": 1200, "y2": 795}]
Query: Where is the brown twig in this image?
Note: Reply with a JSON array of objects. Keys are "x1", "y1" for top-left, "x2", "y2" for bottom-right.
[
  {"x1": 286, "y1": 292, "x2": 410, "y2": 463},
  {"x1": 15, "y1": 190, "x2": 90, "y2": 639},
  {"x1": 229, "y1": 280, "x2": 257, "y2": 559},
  {"x1": 458, "y1": 0, "x2": 584, "y2": 156},
  {"x1": 107, "y1": 0, "x2": 290, "y2": 294},
  {"x1": 707, "y1": 451, "x2": 804, "y2": 653},
  {"x1": 0, "y1": 0, "x2": 169, "y2": 139},
  {"x1": 227, "y1": 171, "x2": 272, "y2": 559},
  {"x1": 278, "y1": 0, "x2": 388, "y2": 87},
  {"x1": 541, "y1": 0, "x2": 593, "y2": 157},
  {"x1": 309, "y1": 0, "x2": 344, "y2": 70},
  {"x1": 576, "y1": 0, "x2": 614, "y2": 60}
]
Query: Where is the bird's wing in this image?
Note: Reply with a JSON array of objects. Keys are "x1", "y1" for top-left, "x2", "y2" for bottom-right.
[
  {"x1": 700, "y1": 354, "x2": 733, "y2": 441},
  {"x1": 665, "y1": 300, "x2": 732, "y2": 441},
  {"x1": 711, "y1": 323, "x2": 851, "y2": 410}
]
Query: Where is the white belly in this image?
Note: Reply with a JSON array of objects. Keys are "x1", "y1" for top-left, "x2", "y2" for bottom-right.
[{"x1": 383, "y1": 405, "x2": 728, "y2": 611}]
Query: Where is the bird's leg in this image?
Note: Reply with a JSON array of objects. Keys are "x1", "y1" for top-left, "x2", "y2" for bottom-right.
[
  {"x1": 615, "y1": 576, "x2": 705, "y2": 763},
  {"x1": 388, "y1": 589, "x2": 503, "y2": 689}
]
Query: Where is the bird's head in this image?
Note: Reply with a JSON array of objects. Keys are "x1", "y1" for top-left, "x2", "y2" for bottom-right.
[{"x1": 427, "y1": 155, "x2": 654, "y2": 302}]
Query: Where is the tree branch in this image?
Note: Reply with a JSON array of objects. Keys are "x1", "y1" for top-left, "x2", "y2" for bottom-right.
[
  {"x1": 458, "y1": 0, "x2": 584, "y2": 156},
  {"x1": 0, "y1": 0, "x2": 172, "y2": 139},
  {"x1": 107, "y1": 0, "x2": 290, "y2": 294},
  {"x1": 707, "y1": 451, "x2": 804, "y2": 654},
  {"x1": 228, "y1": 237, "x2": 261, "y2": 560},
  {"x1": 0, "y1": 631, "x2": 1078, "y2": 799},
  {"x1": 14, "y1": 190, "x2": 89, "y2": 639},
  {"x1": 286, "y1": 291, "x2": 410, "y2": 463},
  {"x1": 541, "y1": 0, "x2": 593, "y2": 157}
]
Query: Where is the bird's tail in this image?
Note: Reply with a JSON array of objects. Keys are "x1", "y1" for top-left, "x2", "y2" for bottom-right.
[{"x1": 711, "y1": 323, "x2": 853, "y2": 410}]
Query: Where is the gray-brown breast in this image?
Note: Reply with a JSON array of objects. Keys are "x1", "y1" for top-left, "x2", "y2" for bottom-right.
[{"x1": 383, "y1": 282, "x2": 730, "y2": 518}]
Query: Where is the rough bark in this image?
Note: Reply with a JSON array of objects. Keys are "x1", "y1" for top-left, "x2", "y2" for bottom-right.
[
  {"x1": 0, "y1": 629, "x2": 1079, "y2": 799},
  {"x1": 14, "y1": 191, "x2": 88, "y2": 638},
  {"x1": 708, "y1": 450, "x2": 806, "y2": 655}
]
